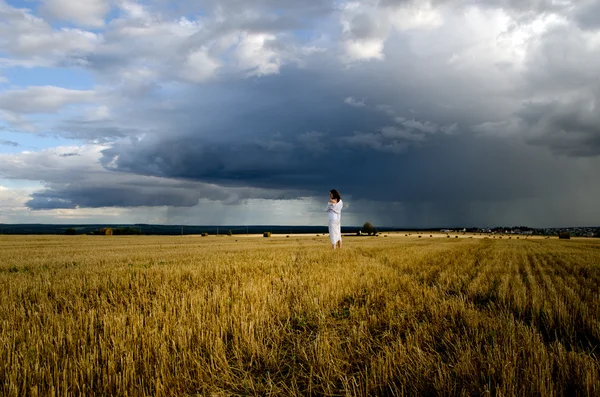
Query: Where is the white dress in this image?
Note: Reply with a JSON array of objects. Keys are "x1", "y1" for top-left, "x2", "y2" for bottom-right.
[{"x1": 326, "y1": 200, "x2": 343, "y2": 245}]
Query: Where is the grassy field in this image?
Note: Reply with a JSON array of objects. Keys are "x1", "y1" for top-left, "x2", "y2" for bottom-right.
[{"x1": 1, "y1": 234, "x2": 599, "y2": 396}]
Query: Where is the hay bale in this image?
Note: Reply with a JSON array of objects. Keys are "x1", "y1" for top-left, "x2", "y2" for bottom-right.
[{"x1": 263, "y1": 232, "x2": 271, "y2": 237}]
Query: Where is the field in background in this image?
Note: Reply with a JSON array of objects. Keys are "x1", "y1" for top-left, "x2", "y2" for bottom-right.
[{"x1": 1, "y1": 235, "x2": 599, "y2": 396}]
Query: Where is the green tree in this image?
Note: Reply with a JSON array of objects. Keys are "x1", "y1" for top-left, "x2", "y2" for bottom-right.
[
  {"x1": 362, "y1": 222, "x2": 377, "y2": 236},
  {"x1": 65, "y1": 228, "x2": 77, "y2": 235}
]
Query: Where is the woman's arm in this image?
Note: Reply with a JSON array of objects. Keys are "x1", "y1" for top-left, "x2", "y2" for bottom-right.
[{"x1": 329, "y1": 200, "x2": 342, "y2": 214}]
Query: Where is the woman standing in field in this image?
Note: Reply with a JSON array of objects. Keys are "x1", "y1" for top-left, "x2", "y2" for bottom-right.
[{"x1": 326, "y1": 189, "x2": 343, "y2": 249}]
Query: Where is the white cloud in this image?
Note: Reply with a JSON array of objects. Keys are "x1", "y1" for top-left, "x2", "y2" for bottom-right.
[
  {"x1": 0, "y1": 145, "x2": 102, "y2": 182},
  {"x1": 380, "y1": 126, "x2": 426, "y2": 141},
  {"x1": 472, "y1": 119, "x2": 522, "y2": 136},
  {"x1": 0, "y1": 86, "x2": 96, "y2": 114},
  {"x1": 77, "y1": 4, "x2": 294, "y2": 84},
  {"x1": 344, "y1": 96, "x2": 366, "y2": 107},
  {"x1": 83, "y1": 105, "x2": 111, "y2": 121},
  {"x1": 116, "y1": 0, "x2": 151, "y2": 21},
  {"x1": 0, "y1": 185, "x2": 35, "y2": 222},
  {"x1": 440, "y1": 123, "x2": 458, "y2": 134},
  {"x1": 388, "y1": 1, "x2": 443, "y2": 31},
  {"x1": 339, "y1": 2, "x2": 388, "y2": 62},
  {"x1": 342, "y1": 131, "x2": 407, "y2": 154},
  {"x1": 343, "y1": 38, "x2": 385, "y2": 61},
  {"x1": 339, "y1": 0, "x2": 443, "y2": 62},
  {"x1": 180, "y1": 48, "x2": 221, "y2": 83},
  {"x1": 0, "y1": 1, "x2": 101, "y2": 66},
  {"x1": 234, "y1": 32, "x2": 282, "y2": 76},
  {"x1": 398, "y1": 118, "x2": 438, "y2": 134},
  {"x1": 0, "y1": 110, "x2": 36, "y2": 131},
  {"x1": 41, "y1": 0, "x2": 110, "y2": 28}
]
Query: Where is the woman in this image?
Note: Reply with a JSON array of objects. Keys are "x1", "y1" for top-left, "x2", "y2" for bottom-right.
[{"x1": 326, "y1": 189, "x2": 343, "y2": 249}]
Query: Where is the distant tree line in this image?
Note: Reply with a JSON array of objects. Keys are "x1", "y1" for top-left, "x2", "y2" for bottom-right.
[{"x1": 65, "y1": 227, "x2": 141, "y2": 235}]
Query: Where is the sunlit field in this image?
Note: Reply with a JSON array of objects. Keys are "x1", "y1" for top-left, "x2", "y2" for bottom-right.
[{"x1": 1, "y1": 234, "x2": 599, "y2": 396}]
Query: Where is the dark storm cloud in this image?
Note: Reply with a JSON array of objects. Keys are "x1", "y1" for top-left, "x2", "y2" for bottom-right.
[
  {"x1": 76, "y1": 10, "x2": 598, "y2": 217},
  {"x1": 0, "y1": 146, "x2": 303, "y2": 211},
  {"x1": 96, "y1": 66, "x2": 429, "y2": 192},
  {"x1": 22, "y1": 169, "x2": 304, "y2": 210},
  {"x1": 92, "y1": 60, "x2": 592, "y2": 211},
  {"x1": 517, "y1": 97, "x2": 600, "y2": 157},
  {"x1": 26, "y1": 194, "x2": 77, "y2": 210},
  {"x1": 4, "y1": 0, "x2": 600, "y2": 227},
  {"x1": 103, "y1": 125, "x2": 587, "y2": 203}
]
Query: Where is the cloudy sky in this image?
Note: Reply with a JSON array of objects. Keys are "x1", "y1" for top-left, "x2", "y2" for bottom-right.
[{"x1": 1, "y1": 0, "x2": 599, "y2": 228}]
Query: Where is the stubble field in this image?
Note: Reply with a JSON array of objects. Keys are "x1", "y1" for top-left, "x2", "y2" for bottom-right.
[{"x1": 1, "y1": 234, "x2": 599, "y2": 396}]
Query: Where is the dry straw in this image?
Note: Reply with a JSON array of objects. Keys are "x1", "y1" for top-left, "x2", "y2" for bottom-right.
[{"x1": 1, "y1": 235, "x2": 598, "y2": 396}]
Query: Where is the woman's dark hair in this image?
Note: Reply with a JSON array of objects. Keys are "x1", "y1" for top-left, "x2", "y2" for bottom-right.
[{"x1": 330, "y1": 189, "x2": 341, "y2": 202}]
